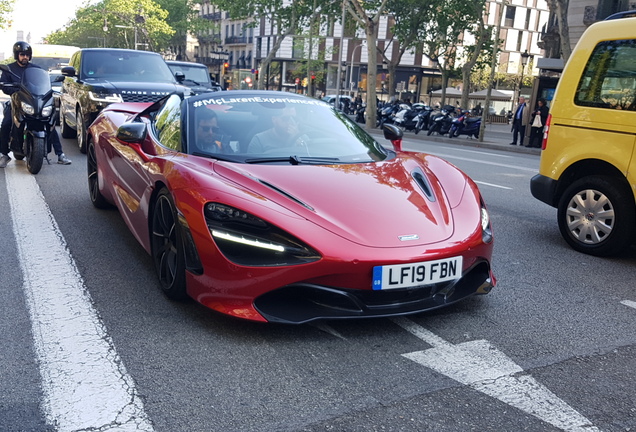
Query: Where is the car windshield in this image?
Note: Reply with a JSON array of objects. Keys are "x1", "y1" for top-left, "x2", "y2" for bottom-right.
[
  {"x1": 185, "y1": 92, "x2": 390, "y2": 164},
  {"x1": 81, "y1": 50, "x2": 176, "y2": 83},
  {"x1": 168, "y1": 64, "x2": 210, "y2": 85}
]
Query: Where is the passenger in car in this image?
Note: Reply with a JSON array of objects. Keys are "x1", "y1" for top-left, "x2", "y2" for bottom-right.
[{"x1": 247, "y1": 107, "x2": 305, "y2": 153}]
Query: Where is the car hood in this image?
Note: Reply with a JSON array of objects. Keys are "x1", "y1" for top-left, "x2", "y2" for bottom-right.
[{"x1": 213, "y1": 155, "x2": 466, "y2": 248}]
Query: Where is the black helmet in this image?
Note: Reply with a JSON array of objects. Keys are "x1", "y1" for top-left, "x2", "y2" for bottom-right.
[{"x1": 13, "y1": 41, "x2": 32, "y2": 61}]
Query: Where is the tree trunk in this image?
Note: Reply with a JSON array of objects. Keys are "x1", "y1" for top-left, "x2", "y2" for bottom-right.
[
  {"x1": 555, "y1": 0, "x2": 572, "y2": 62},
  {"x1": 364, "y1": 25, "x2": 378, "y2": 129}
]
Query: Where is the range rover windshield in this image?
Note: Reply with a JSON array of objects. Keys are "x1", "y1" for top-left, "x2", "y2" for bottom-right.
[{"x1": 81, "y1": 51, "x2": 176, "y2": 83}]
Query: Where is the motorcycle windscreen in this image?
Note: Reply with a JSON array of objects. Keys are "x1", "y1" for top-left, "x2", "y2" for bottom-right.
[{"x1": 22, "y1": 67, "x2": 52, "y2": 96}]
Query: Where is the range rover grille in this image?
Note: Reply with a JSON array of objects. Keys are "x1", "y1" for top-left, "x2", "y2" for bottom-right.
[{"x1": 121, "y1": 94, "x2": 167, "y2": 103}]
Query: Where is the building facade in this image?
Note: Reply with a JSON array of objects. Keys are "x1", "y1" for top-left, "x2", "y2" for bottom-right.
[{"x1": 194, "y1": 0, "x2": 550, "y2": 102}]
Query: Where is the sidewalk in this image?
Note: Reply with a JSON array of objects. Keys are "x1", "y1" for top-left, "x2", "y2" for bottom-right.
[{"x1": 367, "y1": 121, "x2": 541, "y2": 155}]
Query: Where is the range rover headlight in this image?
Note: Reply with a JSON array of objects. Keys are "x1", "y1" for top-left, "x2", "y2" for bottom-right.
[
  {"x1": 89, "y1": 91, "x2": 123, "y2": 103},
  {"x1": 21, "y1": 102, "x2": 34, "y2": 115},
  {"x1": 205, "y1": 203, "x2": 321, "y2": 266}
]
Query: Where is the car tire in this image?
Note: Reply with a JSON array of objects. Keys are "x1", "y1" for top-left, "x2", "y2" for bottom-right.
[
  {"x1": 77, "y1": 108, "x2": 87, "y2": 154},
  {"x1": 87, "y1": 135, "x2": 111, "y2": 209},
  {"x1": 60, "y1": 109, "x2": 76, "y2": 139},
  {"x1": 557, "y1": 176, "x2": 635, "y2": 256},
  {"x1": 151, "y1": 189, "x2": 188, "y2": 300}
]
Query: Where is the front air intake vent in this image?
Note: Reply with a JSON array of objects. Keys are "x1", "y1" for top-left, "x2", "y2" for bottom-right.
[{"x1": 412, "y1": 168, "x2": 436, "y2": 202}]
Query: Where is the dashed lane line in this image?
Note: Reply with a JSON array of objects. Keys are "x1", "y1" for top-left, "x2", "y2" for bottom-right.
[
  {"x1": 621, "y1": 300, "x2": 636, "y2": 310},
  {"x1": 5, "y1": 163, "x2": 154, "y2": 432}
]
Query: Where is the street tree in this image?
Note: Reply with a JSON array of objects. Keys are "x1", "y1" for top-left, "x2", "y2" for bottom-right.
[
  {"x1": 383, "y1": 0, "x2": 432, "y2": 103},
  {"x1": 345, "y1": 0, "x2": 391, "y2": 129},
  {"x1": 0, "y1": 0, "x2": 13, "y2": 30},
  {"x1": 46, "y1": 0, "x2": 174, "y2": 51},
  {"x1": 546, "y1": 0, "x2": 571, "y2": 61},
  {"x1": 416, "y1": 0, "x2": 487, "y2": 107},
  {"x1": 154, "y1": 0, "x2": 216, "y2": 59},
  {"x1": 457, "y1": 8, "x2": 494, "y2": 110},
  {"x1": 210, "y1": 0, "x2": 335, "y2": 90}
]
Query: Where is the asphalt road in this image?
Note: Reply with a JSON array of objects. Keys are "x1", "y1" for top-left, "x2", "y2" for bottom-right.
[{"x1": 1, "y1": 129, "x2": 635, "y2": 432}]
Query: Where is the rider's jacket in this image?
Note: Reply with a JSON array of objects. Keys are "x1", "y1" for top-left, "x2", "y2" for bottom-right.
[{"x1": 0, "y1": 62, "x2": 42, "y2": 96}]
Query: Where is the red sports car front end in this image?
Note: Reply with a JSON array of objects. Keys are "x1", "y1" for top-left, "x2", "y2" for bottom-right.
[{"x1": 88, "y1": 91, "x2": 495, "y2": 323}]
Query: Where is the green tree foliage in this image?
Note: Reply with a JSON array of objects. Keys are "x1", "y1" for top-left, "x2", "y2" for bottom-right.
[
  {"x1": 413, "y1": 0, "x2": 487, "y2": 106},
  {"x1": 154, "y1": 0, "x2": 215, "y2": 53},
  {"x1": 46, "y1": 0, "x2": 174, "y2": 51},
  {"x1": 209, "y1": 0, "x2": 339, "y2": 90},
  {"x1": 0, "y1": 0, "x2": 14, "y2": 29}
]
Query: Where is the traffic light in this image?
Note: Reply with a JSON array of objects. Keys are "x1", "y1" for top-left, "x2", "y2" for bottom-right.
[{"x1": 223, "y1": 62, "x2": 230, "y2": 75}]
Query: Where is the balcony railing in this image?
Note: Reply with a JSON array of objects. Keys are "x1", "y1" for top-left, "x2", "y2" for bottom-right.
[
  {"x1": 195, "y1": 56, "x2": 226, "y2": 66},
  {"x1": 225, "y1": 36, "x2": 252, "y2": 45},
  {"x1": 198, "y1": 34, "x2": 222, "y2": 44},
  {"x1": 201, "y1": 12, "x2": 222, "y2": 21}
]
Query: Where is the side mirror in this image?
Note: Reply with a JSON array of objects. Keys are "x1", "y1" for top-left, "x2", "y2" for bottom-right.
[
  {"x1": 54, "y1": 75, "x2": 65, "y2": 82},
  {"x1": 174, "y1": 71, "x2": 185, "y2": 83},
  {"x1": 382, "y1": 123, "x2": 404, "y2": 151},
  {"x1": 61, "y1": 66, "x2": 76, "y2": 77},
  {"x1": 117, "y1": 123, "x2": 147, "y2": 144}
]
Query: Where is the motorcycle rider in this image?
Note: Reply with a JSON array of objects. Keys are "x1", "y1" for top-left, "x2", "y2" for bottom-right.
[{"x1": 0, "y1": 41, "x2": 71, "y2": 168}]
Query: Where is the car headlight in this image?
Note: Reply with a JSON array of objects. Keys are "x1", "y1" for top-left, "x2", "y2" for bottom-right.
[
  {"x1": 41, "y1": 105, "x2": 53, "y2": 117},
  {"x1": 21, "y1": 102, "x2": 34, "y2": 115},
  {"x1": 89, "y1": 91, "x2": 123, "y2": 103},
  {"x1": 205, "y1": 203, "x2": 321, "y2": 266},
  {"x1": 480, "y1": 203, "x2": 493, "y2": 244}
]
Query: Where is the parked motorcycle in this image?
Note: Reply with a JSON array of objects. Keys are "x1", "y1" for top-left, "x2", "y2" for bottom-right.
[
  {"x1": 393, "y1": 103, "x2": 427, "y2": 132},
  {"x1": 377, "y1": 103, "x2": 400, "y2": 127},
  {"x1": 449, "y1": 110, "x2": 482, "y2": 139},
  {"x1": 427, "y1": 105, "x2": 456, "y2": 136},
  {"x1": 355, "y1": 102, "x2": 366, "y2": 123},
  {"x1": 413, "y1": 106, "x2": 433, "y2": 134},
  {"x1": 0, "y1": 64, "x2": 58, "y2": 174}
]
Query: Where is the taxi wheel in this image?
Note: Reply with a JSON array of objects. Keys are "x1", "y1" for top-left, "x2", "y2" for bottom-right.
[
  {"x1": 557, "y1": 176, "x2": 635, "y2": 256},
  {"x1": 151, "y1": 189, "x2": 188, "y2": 300}
]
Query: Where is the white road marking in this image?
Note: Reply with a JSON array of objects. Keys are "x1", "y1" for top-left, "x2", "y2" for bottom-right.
[
  {"x1": 474, "y1": 180, "x2": 512, "y2": 190},
  {"x1": 5, "y1": 164, "x2": 154, "y2": 432},
  {"x1": 311, "y1": 323, "x2": 347, "y2": 340},
  {"x1": 392, "y1": 317, "x2": 600, "y2": 432},
  {"x1": 621, "y1": 300, "x2": 636, "y2": 309},
  {"x1": 419, "y1": 151, "x2": 538, "y2": 172}
]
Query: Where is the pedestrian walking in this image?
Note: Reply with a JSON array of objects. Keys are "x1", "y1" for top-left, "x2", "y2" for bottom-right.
[{"x1": 509, "y1": 96, "x2": 530, "y2": 146}]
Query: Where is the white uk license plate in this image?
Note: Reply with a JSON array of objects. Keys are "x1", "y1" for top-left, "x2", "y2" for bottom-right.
[{"x1": 372, "y1": 256, "x2": 463, "y2": 290}]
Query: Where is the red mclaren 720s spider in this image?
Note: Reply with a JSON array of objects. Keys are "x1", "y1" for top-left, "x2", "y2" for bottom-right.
[{"x1": 86, "y1": 90, "x2": 496, "y2": 323}]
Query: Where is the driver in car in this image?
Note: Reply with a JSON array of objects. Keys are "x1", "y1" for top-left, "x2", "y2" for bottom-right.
[
  {"x1": 195, "y1": 109, "x2": 232, "y2": 154},
  {"x1": 247, "y1": 107, "x2": 307, "y2": 154}
]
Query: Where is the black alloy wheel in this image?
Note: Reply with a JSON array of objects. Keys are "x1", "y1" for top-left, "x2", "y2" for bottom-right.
[
  {"x1": 87, "y1": 135, "x2": 111, "y2": 209},
  {"x1": 76, "y1": 108, "x2": 87, "y2": 154},
  {"x1": 151, "y1": 189, "x2": 188, "y2": 300}
]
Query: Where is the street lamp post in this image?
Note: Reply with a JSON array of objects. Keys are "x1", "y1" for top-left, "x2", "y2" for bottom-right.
[
  {"x1": 348, "y1": 41, "x2": 366, "y2": 95},
  {"x1": 517, "y1": 50, "x2": 530, "y2": 105}
]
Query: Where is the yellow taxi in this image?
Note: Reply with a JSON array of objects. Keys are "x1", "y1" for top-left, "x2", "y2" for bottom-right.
[{"x1": 530, "y1": 11, "x2": 636, "y2": 256}]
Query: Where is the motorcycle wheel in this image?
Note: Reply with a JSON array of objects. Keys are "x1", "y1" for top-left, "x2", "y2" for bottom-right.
[
  {"x1": 448, "y1": 127, "x2": 456, "y2": 138},
  {"x1": 427, "y1": 125, "x2": 436, "y2": 136},
  {"x1": 26, "y1": 134, "x2": 45, "y2": 175}
]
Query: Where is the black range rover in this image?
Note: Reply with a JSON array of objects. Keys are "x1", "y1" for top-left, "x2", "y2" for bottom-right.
[{"x1": 60, "y1": 48, "x2": 188, "y2": 153}]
